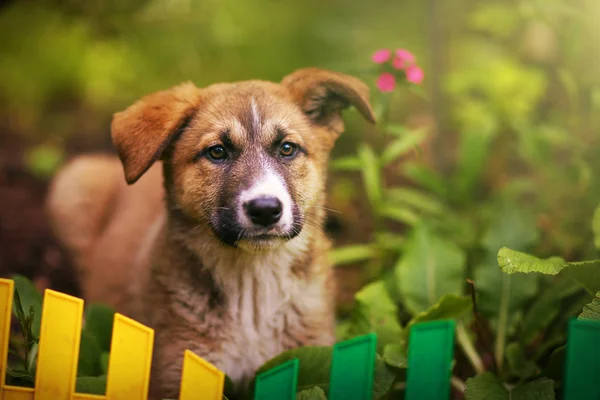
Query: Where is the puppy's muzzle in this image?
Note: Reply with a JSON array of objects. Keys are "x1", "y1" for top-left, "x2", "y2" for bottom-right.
[{"x1": 243, "y1": 196, "x2": 283, "y2": 228}]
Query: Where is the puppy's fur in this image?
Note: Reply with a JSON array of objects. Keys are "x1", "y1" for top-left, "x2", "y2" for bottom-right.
[{"x1": 46, "y1": 68, "x2": 375, "y2": 399}]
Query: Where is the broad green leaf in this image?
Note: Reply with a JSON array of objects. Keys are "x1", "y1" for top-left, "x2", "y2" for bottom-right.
[
  {"x1": 78, "y1": 330, "x2": 102, "y2": 377},
  {"x1": 84, "y1": 303, "x2": 115, "y2": 353},
  {"x1": 11, "y1": 275, "x2": 42, "y2": 338},
  {"x1": 378, "y1": 204, "x2": 420, "y2": 225},
  {"x1": 511, "y1": 378, "x2": 555, "y2": 400},
  {"x1": 578, "y1": 292, "x2": 600, "y2": 320},
  {"x1": 562, "y1": 262, "x2": 600, "y2": 296},
  {"x1": 380, "y1": 129, "x2": 427, "y2": 166},
  {"x1": 395, "y1": 223, "x2": 466, "y2": 315},
  {"x1": 346, "y1": 281, "x2": 402, "y2": 352},
  {"x1": 405, "y1": 294, "x2": 472, "y2": 330},
  {"x1": 465, "y1": 372, "x2": 507, "y2": 400},
  {"x1": 75, "y1": 375, "x2": 107, "y2": 395},
  {"x1": 255, "y1": 346, "x2": 393, "y2": 399},
  {"x1": 385, "y1": 188, "x2": 445, "y2": 216},
  {"x1": 382, "y1": 344, "x2": 407, "y2": 369},
  {"x1": 505, "y1": 342, "x2": 538, "y2": 379},
  {"x1": 329, "y1": 245, "x2": 378, "y2": 267},
  {"x1": 593, "y1": 203, "x2": 600, "y2": 249},
  {"x1": 498, "y1": 248, "x2": 600, "y2": 295},
  {"x1": 498, "y1": 248, "x2": 565, "y2": 275},
  {"x1": 466, "y1": 373, "x2": 554, "y2": 400},
  {"x1": 358, "y1": 144, "x2": 381, "y2": 209},
  {"x1": 330, "y1": 156, "x2": 362, "y2": 171},
  {"x1": 296, "y1": 386, "x2": 327, "y2": 400}
]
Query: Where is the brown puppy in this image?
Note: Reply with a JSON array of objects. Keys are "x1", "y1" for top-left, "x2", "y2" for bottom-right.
[{"x1": 46, "y1": 68, "x2": 375, "y2": 399}]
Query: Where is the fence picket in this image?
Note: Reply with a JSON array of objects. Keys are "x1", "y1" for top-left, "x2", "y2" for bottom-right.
[
  {"x1": 105, "y1": 314, "x2": 154, "y2": 400},
  {"x1": 328, "y1": 333, "x2": 377, "y2": 400},
  {"x1": 0, "y1": 278, "x2": 14, "y2": 397},
  {"x1": 253, "y1": 359, "x2": 298, "y2": 400},
  {"x1": 34, "y1": 290, "x2": 84, "y2": 400},
  {"x1": 405, "y1": 320, "x2": 455, "y2": 400},
  {"x1": 563, "y1": 318, "x2": 600, "y2": 400},
  {"x1": 179, "y1": 349, "x2": 224, "y2": 400}
]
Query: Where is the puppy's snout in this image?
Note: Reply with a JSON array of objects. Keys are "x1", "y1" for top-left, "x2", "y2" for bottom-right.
[{"x1": 244, "y1": 196, "x2": 283, "y2": 227}]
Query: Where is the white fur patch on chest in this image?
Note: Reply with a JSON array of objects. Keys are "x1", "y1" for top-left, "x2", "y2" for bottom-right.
[{"x1": 202, "y1": 233, "x2": 310, "y2": 384}]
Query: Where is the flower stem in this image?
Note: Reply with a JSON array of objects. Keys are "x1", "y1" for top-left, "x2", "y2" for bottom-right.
[{"x1": 456, "y1": 322, "x2": 485, "y2": 375}]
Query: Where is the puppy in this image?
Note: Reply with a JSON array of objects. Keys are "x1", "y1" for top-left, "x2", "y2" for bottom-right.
[{"x1": 46, "y1": 68, "x2": 375, "y2": 399}]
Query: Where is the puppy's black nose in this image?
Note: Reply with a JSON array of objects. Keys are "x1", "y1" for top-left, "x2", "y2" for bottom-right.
[{"x1": 244, "y1": 196, "x2": 283, "y2": 227}]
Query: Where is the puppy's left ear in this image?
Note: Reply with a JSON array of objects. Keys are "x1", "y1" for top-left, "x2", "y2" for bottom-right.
[
  {"x1": 111, "y1": 82, "x2": 201, "y2": 184},
  {"x1": 282, "y1": 68, "x2": 376, "y2": 133}
]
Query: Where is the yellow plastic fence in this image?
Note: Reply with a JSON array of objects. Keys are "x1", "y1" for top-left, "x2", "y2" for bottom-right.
[{"x1": 0, "y1": 278, "x2": 225, "y2": 400}]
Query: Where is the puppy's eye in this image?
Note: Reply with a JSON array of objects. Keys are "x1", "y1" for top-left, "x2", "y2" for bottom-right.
[
  {"x1": 279, "y1": 142, "x2": 297, "y2": 158},
  {"x1": 207, "y1": 145, "x2": 227, "y2": 162}
]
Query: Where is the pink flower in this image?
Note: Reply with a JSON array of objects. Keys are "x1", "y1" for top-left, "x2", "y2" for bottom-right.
[
  {"x1": 376, "y1": 72, "x2": 396, "y2": 92},
  {"x1": 393, "y1": 49, "x2": 416, "y2": 69},
  {"x1": 405, "y1": 65, "x2": 424, "y2": 84},
  {"x1": 372, "y1": 49, "x2": 392, "y2": 64}
]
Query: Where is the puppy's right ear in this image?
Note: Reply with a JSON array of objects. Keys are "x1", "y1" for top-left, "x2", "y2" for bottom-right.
[{"x1": 111, "y1": 82, "x2": 201, "y2": 184}]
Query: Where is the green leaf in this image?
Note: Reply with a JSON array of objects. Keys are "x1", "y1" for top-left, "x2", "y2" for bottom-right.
[
  {"x1": 77, "y1": 330, "x2": 102, "y2": 377},
  {"x1": 346, "y1": 281, "x2": 402, "y2": 352},
  {"x1": 395, "y1": 223, "x2": 466, "y2": 315},
  {"x1": 296, "y1": 386, "x2": 327, "y2": 400},
  {"x1": 378, "y1": 204, "x2": 420, "y2": 225},
  {"x1": 84, "y1": 303, "x2": 116, "y2": 352},
  {"x1": 255, "y1": 346, "x2": 394, "y2": 399},
  {"x1": 498, "y1": 247, "x2": 566, "y2": 275},
  {"x1": 578, "y1": 292, "x2": 600, "y2": 320},
  {"x1": 358, "y1": 144, "x2": 381, "y2": 209},
  {"x1": 75, "y1": 375, "x2": 107, "y2": 395},
  {"x1": 521, "y1": 279, "x2": 580, "y2": 344},
  {"x1": 329, "y1": 245, "x2": 378, "y2": 266},
  {"x1": 100, "y1": 351, "x2": 110, "y2": 375},
  {"x1": 593, "y1": 203, "x2": 600, "y2": 249},
  {"x1": 380, "y1": 129, "x2": 427, "y2": 166},
  {"x1": 27, "y1": 342, "x2": 38, "y2": 375},
  {"x1": 384, "y1": 124, "x2": 409, "y2": 137},
  {"x1": 511, "y1": 378, "x2": 555, "y2": 400},
  {"x1": 400, "y1": 163, "x2": 447, "y2": 198},
  {"x1": 330, "y1": 156, "x2": 362, "y2": 171},
  {"x1": 385, "y1": 188, "x2": 445, "y2": 216},
  {"x1": 382, "y1": 344, "x2": 407, "y2": 369},
  {"x1": 505, "y1": 342, "x2": 538, "y2": 379},
  {"x1": 466, "y1": 373, "x2": 555, "y2": 400},
  {"x1": 11, "y1": 275, "x2": 43, "y2": 338},
  {"x1": 465, "y1": 372, "x2": 507, "y2": 400},
  {"x1": 498, "y1": 248, "x2": 600, "y2": 295},
  {"x1": 405, "y1": 294, "x2": 472, "y2": 329}
]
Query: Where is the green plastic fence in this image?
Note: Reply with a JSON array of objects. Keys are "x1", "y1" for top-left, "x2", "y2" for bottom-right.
[{"x1": 254, "y1": 318, "x2": 600, "y2": 400}]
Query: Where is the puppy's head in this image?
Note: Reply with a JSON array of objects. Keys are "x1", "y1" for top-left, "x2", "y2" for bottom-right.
[{"x1": 111, "y1": 68, "x2": 375, "y2": 252}]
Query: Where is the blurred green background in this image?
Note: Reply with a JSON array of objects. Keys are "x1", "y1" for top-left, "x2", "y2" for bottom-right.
[
  {"x1": 0, "y1": 0, "x2": 599, "y2": 298},
  {"x1": 2, "y1": 1, "x2": 600, "y2": 397},
  {"x1": 1, "y1": 0, "x2": 600, "y2": 294}
]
